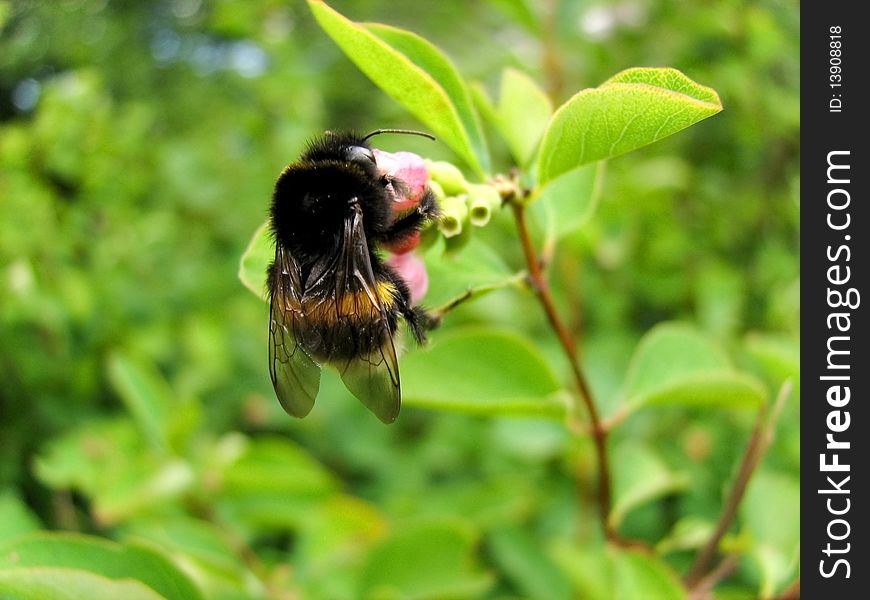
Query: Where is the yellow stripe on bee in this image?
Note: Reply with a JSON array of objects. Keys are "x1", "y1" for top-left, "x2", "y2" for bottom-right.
[{"x1": 301, "y1": 281, "x2": 398, "y2": 323}]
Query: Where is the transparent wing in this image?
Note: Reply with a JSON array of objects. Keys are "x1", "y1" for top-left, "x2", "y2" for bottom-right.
[
  {"x1": 268, "y1": 245, "x2": 321, "y2": 417},
  {"x1": 324, "y1": 205, "x2": 401, "y2": 423}
]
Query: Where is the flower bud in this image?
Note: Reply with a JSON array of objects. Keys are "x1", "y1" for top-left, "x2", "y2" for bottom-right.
[
  {"x1": 428, "y1": 179, "x2": 446, "y2": 202},
  {"x1": 425, "y1": 160, "x2": 469, "y2": 196},
  {"x1": 437, "y1": 195, "x2": 468, "y2": 238},
  {"x1": 465, "y1": 183, "x2": 502, "y2": 228}
]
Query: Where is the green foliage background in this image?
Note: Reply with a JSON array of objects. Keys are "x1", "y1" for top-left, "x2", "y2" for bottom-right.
[{"x1": 1, "y1": 1, "x2": 798, "y2": 599}]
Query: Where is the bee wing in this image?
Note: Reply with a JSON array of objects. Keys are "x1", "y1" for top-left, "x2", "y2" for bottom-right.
[
  {"x1": 337, "y1": 320, "x2": 401, "y2": 423},
  {"x1": 269, "y1": 245, "x2": 322, "y2": 417},
  {"x1": 333, "y1": 205, "x2": 401, "y2": 424}
]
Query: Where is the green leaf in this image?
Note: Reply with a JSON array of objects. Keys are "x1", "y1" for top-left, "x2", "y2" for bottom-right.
[
  {"x1": 119, "y1": 516, "x2": 256, "y2": 598},
  {"x1": 34, "y1": 420, "x2": 194, "y2": 524},
  {"x1": 609, "y1": 443, "x2": 688, "y2": 529},
  {"x1": 0, "y1": 2, "x2": 10, "y2": 30},
  {"x1": 358, "y1": 521, "x2": 493, "y2": 600},
  {"x1": 624, "y1": 323, "x2": 766, "y2": 411},
  {"x1": 0, "y1": 491, "x2": 42, "y2": 543},
  {"x1": 423, "y1": 236, "x2": 520, "y2": 309},
  {"x1": 308, "y1": 1, "x2": 488, "y2": 176},
  {"x1": 401, "y1": 327, "x2": 569, "y2": 418},
  {"x1": 365, "y1": 23, "x2": 489, "y2": 174},
  {"x1": 221, "y1": 436, "x2": 337, "y2": 498},
  {"x1": 537, "y1": 68, "x2": 722, "y2": 184},
  {"x1": 106, "y1": 352, "x2": 175, "y2": 453},
  {"x1": 529, "y1": 162, "x2": 604, "y2": 240},
  {"x1": 396, "y1": 476, "x2": 537, "y2": 530},
  {"x1": 296, "y1": 494, "x2": 387, "y2": 565},
  {"x1": 475, "y1": 68, "x2": 553, "y2": 166},
  {"x1": 740, "y1": 471, "x2": 800, "y2": 597},
  {"x1": 294, "y1": 495, "x2": 387, "y2": 600},
  {"x1": 0, "y1": 532, "x2": 204, "y2": 600},
  {"x1": 551, "y1": 544, "x2": 614, "y2": 600},
  {"x1": 217, "y1": 436, "x2": 338, "y2": 532},
  {"x1": 487, "y1": 526, "x2": 572, "y2": 600},
  {"x1": 0, "y1": 568, "x2": 166, "y2": 600},
  {"x1": 656, "y1": 517, "x2": 715, "y2": 555},
  {"x1": 611, "y1": 548, "x2": 687, "y2": 600},
  {"x1": 237, "y1": 219, "x2": 272, "y2": 302},
  {"x1": 487, "y1": 0, "x2": 540, "y2": 33},
  {"x1": 551, "y1": 545, "x2": 687, "y2": 600},
  {"x1": 603, "y1": 68, "x2": 721, "y2": 104}
]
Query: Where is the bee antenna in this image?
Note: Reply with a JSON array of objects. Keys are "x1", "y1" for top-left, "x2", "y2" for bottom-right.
[{"x1": 362, "y1": 128, "x2": 436, "y2": 142}]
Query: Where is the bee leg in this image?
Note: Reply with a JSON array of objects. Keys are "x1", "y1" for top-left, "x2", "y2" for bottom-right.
[
  {"x1": 381, "y1": 188, "x2": 440, "y2": 245},
  {"x1": 401, "y1": 302, "x2": 440, "y2": 344},
  {"x1": 382, "y1": 264, "x2": 439, "y2": 344}
]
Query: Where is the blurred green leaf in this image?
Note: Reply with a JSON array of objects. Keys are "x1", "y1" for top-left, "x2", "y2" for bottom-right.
[
  {"x1": 217, "y1": 436, "x2": 337, "y2": 532},
  {"x1": 308, "y1": 0, "x2": 489, "y2": 176},
  {"x1": 238, "y1": 220, "x2": 272, "y2": 302},
  {"x1": 537, "y1": 68, "x2": 722, "y2": 184},
  {"x1": 656, "y1": 517, "x2": 715, "y2": 554},
  {"x1": 119, "y1": 516, "x2": 258, "y2": 599},
  {"x1": 0, "y1": 568, "x2": 166, "y2": 600},
  {"x1": 624, "y1": 323, "x2": 766, "y2": 411},
  {"x1": 610, "y1": 443, "x2": 688, "y2": 529},
  {"x1": 394, "y1": 475, "x2": 537, "y2": 530},
  {"x1": 611, "y1": 547, "x2": 687, "y2": 600},
  {"x1": 0, "y1": 491, "x2": 41, "y2": 543},
  {"x1": 297, "y1": 494, "x2": 387, "y2": 564},
  {"x1": 295, "y1": 495, "x2": 387, "y2": 600},
  {"x1": 551, "y1": 544, "x2": 687, "y2": 600},
  {"x1": 487, "y1": 0, "x2": 540, "y2": 32},
  {"x1": 358, "y1": 521, "x2": 493, "y2": 600},
  {"x1": 34, "y1": 420, "x2": 194, "y2": 524},
  {"x1": 487, "y1": 526, "x2": 572, "y2": 600},
  {"x1": 0, "y1": 532, "x2": 203, "y2": 600},
  {"x1": 551, "y1": 543, "x2": 614, "y2": 600},
  {"x1": 221, "y1": 436, "x2": 336, "y2": 497},
  {"x1": 744, "y1": 333, "x2": 800, "y2": 396},
  {"x1": 474, "y1": 68, "x2": 552, "y2": 167},
  {"x1": 106, "y1": 352, "x2": 175, "y2": 453},
  {"x1": 740, "y1": 470, "x2": 800, "y2": 596},
  {"x1": 401, "y1": 327, "x2": 569, "y2": 417}
]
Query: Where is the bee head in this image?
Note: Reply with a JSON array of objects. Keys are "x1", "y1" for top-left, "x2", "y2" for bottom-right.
[{"x1": 344, "y1": 144, "x2": 378, "y2": 171}]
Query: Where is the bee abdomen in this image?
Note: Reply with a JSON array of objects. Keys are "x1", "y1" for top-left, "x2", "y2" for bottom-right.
[{"x1": 298, "y1": 283, "x2": 399, "y2": 362}]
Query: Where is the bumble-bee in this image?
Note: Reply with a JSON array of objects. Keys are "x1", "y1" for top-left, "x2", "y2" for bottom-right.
[{"x1": 267, "y1": 130, "x2": 439, "y2": 423}]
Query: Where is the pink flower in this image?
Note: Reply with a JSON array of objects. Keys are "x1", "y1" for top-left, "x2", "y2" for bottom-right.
[
  {"x1": 386, "y1": 251, "x2": 429, "y2": 304},
  {"x1": 374, "y1": 149, "x2": 430, "y2": 213},
  {"x1": 374, "y1": 149, "x2": 431, "y2": 302}
]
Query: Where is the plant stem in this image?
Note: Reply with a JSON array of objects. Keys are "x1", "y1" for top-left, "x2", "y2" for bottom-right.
[
  {"x1": 511, "y1": 201, "x2": 614, "y2": 539},
  {"x1": 686, "y1": 556, "x2": 739, "y2": 600},
  {"x1": 431, "y1": 272, "x2": 527, "y2": 320},
  {"x1": 685, "y1": 380, "x2": 793, "y2": 588}
]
